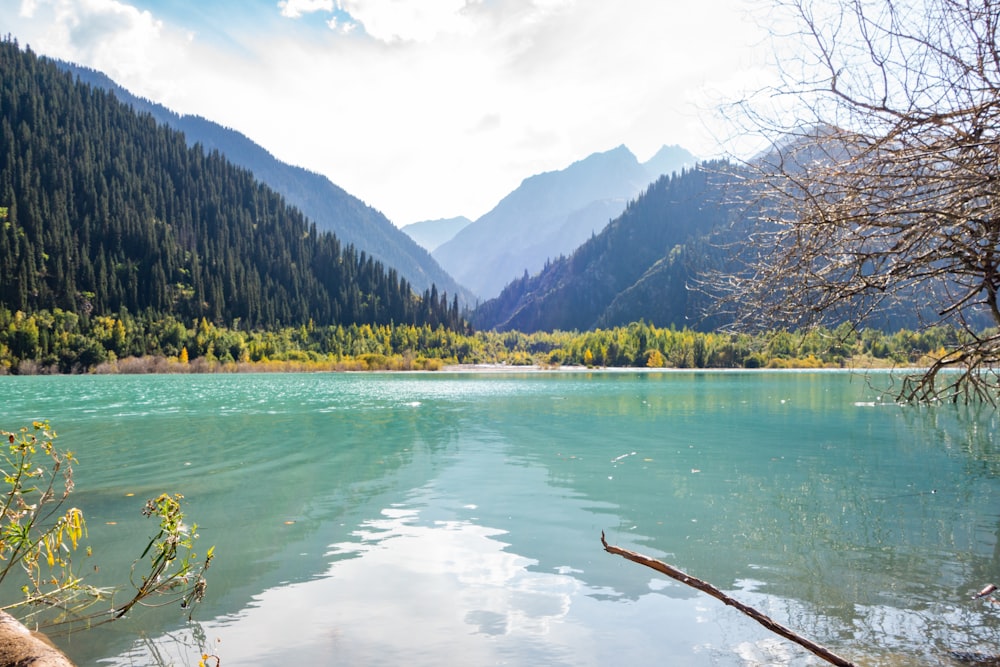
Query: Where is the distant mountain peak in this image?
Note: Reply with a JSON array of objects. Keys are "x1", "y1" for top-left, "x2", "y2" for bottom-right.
[
  {"x1": 401, "y1": 216, "x2": 472, "y2": 253},
  {"x1": 432, "y1": 143, "x2": 695, "y2": 299},
  {"x1": 642, "y1": 144, "x2": 698, "y2": 178}
]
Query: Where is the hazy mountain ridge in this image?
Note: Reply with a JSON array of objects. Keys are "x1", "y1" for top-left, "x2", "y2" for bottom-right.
[
  {"x1": 471, "y1": 162, "x2": 739, "y2": 332},
  {"x1": 432, "y1": 144, "x2": 696, "y2": 299},
  {"x1": 59, "y1": 62, "x2": 471, "y2": 303},
  {"x1": 472, "y1": 146, "x2": 959, "y2": 334},
  {"x1": 401, "y1": 216, "x2": 473, "y2": 252}
]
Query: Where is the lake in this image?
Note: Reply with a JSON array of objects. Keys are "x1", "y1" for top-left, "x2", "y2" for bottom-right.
[{"x1": 1, "y1": 370, "x2": 998, "y2": 666}]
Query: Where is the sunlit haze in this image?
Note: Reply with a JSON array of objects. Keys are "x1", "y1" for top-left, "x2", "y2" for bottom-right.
[{"x1": 2, "y1": 0, "x2": 774, "y2": 225}]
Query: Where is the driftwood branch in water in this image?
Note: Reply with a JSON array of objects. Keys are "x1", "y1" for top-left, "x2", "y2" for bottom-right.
[
  {"x1": 601, "y1": 532, "x2": 859, "y2": 667},
  {"x1": 0, "y1": 611, "x2": 74, "y2": 666}
]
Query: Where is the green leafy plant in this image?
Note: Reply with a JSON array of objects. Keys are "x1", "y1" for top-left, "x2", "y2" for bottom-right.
[
  {"x1": 0, "y1": 420, "x2": 83, "y2": 610},
  {"x1": 114, "y1": 492, "x2": 213, "y2": 620},
  {"x1": 0, "y1": 421, "x2": 213, "y2": 632}
]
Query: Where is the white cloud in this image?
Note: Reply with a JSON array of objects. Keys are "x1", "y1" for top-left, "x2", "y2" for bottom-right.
[
  {"x1": 17, "y1": 0, "x2": 39, "y2": 17},
  {"x1": 6, "y1": 0, "x2": 201, "y2": 106},
  {"x1": 326, "y1": 16, "x2": 357, "y2": 33},
  {"x1": 14, "y1": 0, "x2": 162, "y2": 57},
  {"x1": 278, "y1": 0, "x2": 334, "y2": 19},
  {"x1": 336, "y1": 0, "x2": 476, "y2": 42}
]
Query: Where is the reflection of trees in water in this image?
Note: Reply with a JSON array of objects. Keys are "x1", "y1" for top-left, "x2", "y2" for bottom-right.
[
  {"x1": 492, "y1": 378, "x2": 1000, "y2": 663},
  {"x1": 722, "y1": 402, "x2": 1000, "y2": 663},
  {"x1": 898, "y1": 403, "x2": 1000, "y2": 476},
  {"x1": 108, "y1": 620, "x2": 219, "y2": 667},
  {"x1": 897, "y1": 403, "x2": 1000, "y2": 660},
  {"x1": 393, "y1": 381, "x2": 1000, "y2": 664}
]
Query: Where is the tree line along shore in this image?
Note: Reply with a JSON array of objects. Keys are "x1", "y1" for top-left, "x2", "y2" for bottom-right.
[{"x1": 0, "y1": 307, "x2": 974, "y2": 374}]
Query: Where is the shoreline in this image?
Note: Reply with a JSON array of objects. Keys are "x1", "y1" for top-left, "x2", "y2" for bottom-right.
[
  {"x1": 438, "y1": 363, "x2": 913, "y2": 374},
  {"x1": 2, "y1": 356, "x2": 922, "y2": 376}
]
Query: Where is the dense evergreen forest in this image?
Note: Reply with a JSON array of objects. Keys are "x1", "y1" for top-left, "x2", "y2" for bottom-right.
[
  {"x1": 0, "y1": 39, "x2": 462, "y2": 335},
  {"x1": 59, "y1": 61, "x2": 472, "y2": 302}
]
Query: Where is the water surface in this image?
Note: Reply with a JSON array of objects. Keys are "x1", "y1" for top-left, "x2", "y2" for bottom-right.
[{"x1": 2, "y1": 371, "x2": 998, "y2": 665}]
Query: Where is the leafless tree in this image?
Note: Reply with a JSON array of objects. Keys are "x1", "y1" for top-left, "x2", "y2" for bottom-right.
[{"x1": 721, "y1": 0, "x2": 1000, "y2": 402}]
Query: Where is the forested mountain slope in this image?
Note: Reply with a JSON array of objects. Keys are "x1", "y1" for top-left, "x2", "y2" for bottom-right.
[
  {"x1": 0, "y1": 40, "x2": 462, "y2": 331},
  {"x1": 471, "y1": 162, "x2": 740, "y2": 332},
  {"x1": 58, "y1": 62, "x2": 471, "y2": 302}
]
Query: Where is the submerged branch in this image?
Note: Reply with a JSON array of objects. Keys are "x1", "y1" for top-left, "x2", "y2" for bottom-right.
[{"x1": 600, "y1": 532, "x2": 859, "y2": 667}]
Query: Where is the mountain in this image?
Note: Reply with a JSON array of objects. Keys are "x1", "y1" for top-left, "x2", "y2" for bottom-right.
[
  {"x1": 432, "y1": 144, "x2": 695, "y2": 299},
  {"x1": 0, "y1": 39, "x2": 462, "y2": 331},
  {"x1": 472, "y1": 150, "x2": 963, "y2": 334},
  {"x1": 471, "y1": 162, "x2": 739, "y2": 333},
  {"x1": 58, "y1": 62, "x2": 472, "y2": 303},
  {"x1": 401, "y1": 216, "x2": 472, "y2": 252},
  {"x1": 643, "y1": 144, "x2": 698, "y2": 178}
]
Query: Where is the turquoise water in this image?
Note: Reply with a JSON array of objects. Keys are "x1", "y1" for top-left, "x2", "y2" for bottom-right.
[{"x1": 1, "y1": 371, "x2": 999, "y2": 665}]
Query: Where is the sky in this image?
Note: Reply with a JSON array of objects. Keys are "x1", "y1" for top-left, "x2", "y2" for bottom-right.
[{"x1": 2, "y1": 0, "x2": 776, "y2": 226}]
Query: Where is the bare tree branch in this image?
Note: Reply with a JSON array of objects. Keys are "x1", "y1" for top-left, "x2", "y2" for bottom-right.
[
  {"x1": 600, "y1": 532, "x2": 860, "y2": 667},
  {"x1": 715, "y1": 0, "x2": 1000, "y2": 402}
]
